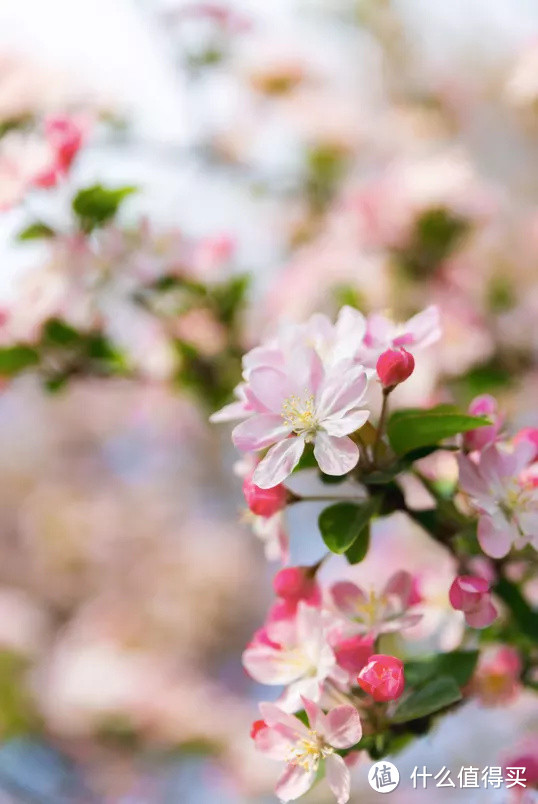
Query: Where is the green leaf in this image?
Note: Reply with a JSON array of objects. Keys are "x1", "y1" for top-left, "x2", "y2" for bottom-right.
[
  {"x1": 405, "y1": 651, "x2": 479, "y2": 689},
  {"x1": 212, "y1": 274, "x2": 250, "y2": 325},
  {"x1": 344, "y1": 523, "x2": 370, "y2": 564},
  {"x1": 387, "y1": 405, "x2": 490, "y2": 455},
  {"x1": 0, "y1": 345, "x2": 39, "y2": 375},
  {"x1": 318, "y1": 500, "x2": 375, "y2": 555},
  {"x1": 392, "y1": 676, "x2": 462, "y2": 724},
  {"x1": 43, "y1": 318, "x2": 81, "y2": 346},
  {"x1": 17, "y1": 222, "x2": 55, "y2": 240},
  {"x1": 72, "y1": 184, "x2": 137, "y2": 231}
]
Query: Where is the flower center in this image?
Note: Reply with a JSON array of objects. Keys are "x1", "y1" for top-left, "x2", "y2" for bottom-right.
[
  {"x1": 287, "y1": 730, "x2": 333, "y2": 772},
  {"x1": 281, "y1": 393, "x2": 318, "y2": 436}
]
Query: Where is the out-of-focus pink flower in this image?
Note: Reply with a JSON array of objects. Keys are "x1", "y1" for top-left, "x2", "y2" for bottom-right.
[
  {"x1": 242, "y1": 603, "x2": 347, "y2": 712},
  {"x1": 243, "y1": 476, "x2": 287, "y2": 518},
  {"x1": 357, "y1": 654, "x2": 405, "y2": 702},
  {"x1": 513, "y1": 427, "x2": 538, "y2": 462},
  {"x1": 331, "y1": 570, "x2": 422, "y2": 637},
  {"x1": 448, "y1": 575, "x2": 497, "y2": 629},
  {"x1": 358, "y1": 306, "x2": 441, "y2": 368},
  {"x1": 502, "y1": 737, "x2": 538, "y2": 799},
  {"x1": 44, "y1": 115, "x2": 84, "y2": 171},
  {"x1": 332, "y1": 634, "x2": 374, "y2": 675},
  {"x1": 376, "y1": 347, "x2": 415, "y2": 389},
  {"x1": 470, "y1": 646, "x2": 522, "y2": 707},
  {"x1": 458, "y1": 440, "x2": 538, "y2": 558},
  {"x1": 463, "y1": 395, "x2": 502, "y2": 452},
  {"x1": 254, "y1": 697, "x2": 361, "y2": 804}
]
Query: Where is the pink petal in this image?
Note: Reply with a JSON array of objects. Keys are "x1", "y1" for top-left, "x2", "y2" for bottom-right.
[
  {"x1": 323, "y1": 706, "x2": 362, "y2": 749},
  {"x1": 313, "y1": 432, "x2": 359, "y2": 476},
  {"x1": 255, "y1": 726, "x2": 294, "y2": 760},
  {"x1": 249, "y1": 367, "x2": 290, "y2": 413},
  {"x1": 325, "y1": 753, "x2": 351, "y2": 804},
  {"x1": 399, "y1": 305, "x2": 441, "y2": 348},
  {"x1": 259, "y1": 703, "x2": 309, "y2": 739},
  {"x1": 383, "y1": 570, "x2": 413, "y2": 607},
  {"x1": 275, "y1": 763, "x2": 316, "y2": 802},
  {"x1": 457, "y1": 454, "x2": 489, "y2": 501},
  {"x1": 331, "y1": 581, "x2": 367, "y2": 615},
  {"x1": 323, "y1": 409, "x2": 370, "y2": 438},
  {"x1": 232, "y1": 414, "x2": 290, "y2": 451},
  {"x1": 465, "y1": 599, "x2": 497, "y2": 629},
  {"x1": 242, "y1": 644, "x2": 305, "y2": 685},
  {"x1": 301, "y1": 697, "x2": 322, "y2": 731},
  {"x1": 477, "y1": 515, "x2": 513, "y2": 559},
  {"x1": 253, "y1": 436, "x2": 306, "y2": 488},
  {"x1": 317, "y1": 367, "x2": 368, "y2": 420}
]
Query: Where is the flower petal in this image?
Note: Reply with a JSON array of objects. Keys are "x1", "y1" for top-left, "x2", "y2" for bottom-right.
[
  {"x1": 326, "y1": 753, "x2": 351, "y2": 804},
  {"x1": 275, "y1": 763, "x2": 316, "y2": 802},
  {"x1": 232, "y1": 415, "x2": 290, "y2": 452},
  {"x1": 465, "y1": 599, "x2": 497, "y2": 629},
  {"x1": 323, "y1": 705, "x2": 362, "y2": 749},
  {"x1": 314, "y1": 432, "x2": 359, "y2": 476},
  {"x1": 477, "y1": 515, "x2": 513, "y2": 559},
  {"x1": 253, "y1": 436, "x2": 306, "y2": 488},
  {"x1": 331, "y1": 581, "x2": 367, "y2": 615},
  {"x1": 249, "y1": 367, "x2": 290, "y2": 413},
  {"x1": 323, "y1": 409, "x2": 370, "y2": 438}
]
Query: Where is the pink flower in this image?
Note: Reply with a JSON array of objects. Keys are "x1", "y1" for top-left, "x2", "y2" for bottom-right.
[
  {"x1": 458, "y1": 439, "x2": 538, "y2": 558},
  {"x1": 232, "y1": 348, "x2": 369, "y2": 488},
  {"x1": 376, "y1": 347, "x2": 415, "y2": 389},
  {"x1": 470, "y1": 646, "x2": 522, "y2": 707},
  {"x1": 253, "y1": 697, "x2": 362, "y2": 804},
  {"x1": 513, "y1": 427, "x2": 538, "y2": 461},
  {"x1": 357, "y1": 654, "x2": 405, "y2": 702},
  {"x1": 243, "y1": 476, "x2": 288, "y2": 517},
  {"x1": 331, "y1": 570, "x2": 422, "y2": 637},
  {"x1": 273, "y1": 566, "x2": 322, "y2": 609},
  {"x1": 358, "y1": 306, "x2": 441, "y2": 367},
  {"x1": 448, "y1": 575, "x2": 497, "y2": 629},
  {"x1": 242, "y1": 603, "x2": 347, "y2": 712},
  {"x1": 332, "y1": 634, "x2": 374, "y2": 675},
  {"x1": 463, "y1": 395, "x2": 502, "y2": 452},
  {"x1": 44, "y1": 115, "x2": 84, "y2": 172}
]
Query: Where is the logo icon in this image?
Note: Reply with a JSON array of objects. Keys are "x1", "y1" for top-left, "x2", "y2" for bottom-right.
[{"x1": 368, "y1": 761, "x2": 400, "y2": 793}]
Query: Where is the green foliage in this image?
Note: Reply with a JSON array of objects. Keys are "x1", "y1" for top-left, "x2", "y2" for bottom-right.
[
  {"x1": 0, "y1": 345, "x2": 39, "y2": 376},
  {"x1": 17, "y1": 222, "x2": 56, "y2": 240},
  {"x1": 397, "y1": 207, "x2": 469, "y2": 279},
  {"x1": 404, "y1": 650, "x2": 479, "y2": 689},
  {"x1": 212, "y1": 274, "x2": 250, "y2": 326},
  {"x1": 0, "y1": 652, "x2": 39, "y2": 738},
  {"x1": 318, "y1": 499, "x2": 377, "y2": 557},
  {"x1": 392, "y1": 676, "x2": 462, "y2": 724},
  {"x1": 72, "y1": 184, "x2": 137, "y2": 232},
  {"x1": 387, "y1": 404, "x2": 490, "y2": 455}
]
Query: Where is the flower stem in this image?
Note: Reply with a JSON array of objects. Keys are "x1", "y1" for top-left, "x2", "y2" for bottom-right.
[{"x1": 373, "y1": 388, "x2": 391, "y2": 466}]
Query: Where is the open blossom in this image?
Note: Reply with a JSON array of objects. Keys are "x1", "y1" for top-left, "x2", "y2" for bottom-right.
[
  {"x1": 232, "y1": 347, "x2": 369, "y2": 488},
  {"x1": 331, "y1": 570, "x2": 422, "y2": 637},
  {"x1": 469, "y1": 646, "x2": 522, "y2": 707},
  {"x1": 357, "y1": 305, "x2": 441, "y2": 368},
  {"x1": 243, "y1": 603, "x2": 348, "y2": 712},
  {"x1": 458, "y1": 435, "x2": 538, "y2": 558},
  {"x1": 253, "y1": 698, "x2": 361, "y2": 804},
  {"x1": 357, "y1": 654, "x2": 405, "y2": 702},
  {"x1": 448, "y1": 575, "x2": 497, "y2": 629}
]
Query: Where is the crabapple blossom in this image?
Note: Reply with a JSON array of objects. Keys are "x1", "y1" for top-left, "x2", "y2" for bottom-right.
[
  {"x1": 330, "y1": 570, "x2": 422, "y2": 637},
  {"x1": 458, "y1": 437, "x2": 538, "y2": 558},
  {"x1": 376, "y1": 347, "x2": 415, "y2": 389},
  {"x1": 469, "y1": 646, "x2": 522, "y2": 707},
  {"x1": 448, "y1": 575, "x2": 497, "y2": 629},
  {"x1": 242, "y1": 603, "x2": 348, "y2": 712},
  {"x1": 253, "y1": 698, "x2": 362, "y2": 804},
  {"x1": 357, "y1": 305, "x2": 441, "y2": 368},
  {"x1": 232, "y1": 348, "x2": 369, "y2": 488},
  {"x1": 357, "y1": 654, "x2": 405, "y2": 702}
]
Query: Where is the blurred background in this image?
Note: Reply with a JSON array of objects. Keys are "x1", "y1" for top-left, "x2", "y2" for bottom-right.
[{"x1": 0, "y1": 1, "x2": 537, "y2": 801}]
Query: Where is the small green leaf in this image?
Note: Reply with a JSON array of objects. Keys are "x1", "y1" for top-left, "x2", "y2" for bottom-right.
[
  {"x1": 392, "y1": 676, "x2": 462, "y2": 724},
  {"x1": 387, "y1": 405, "x2": 489, "y2": 455},
  {"x1": 344, "y1": 523, "x2": 370, "y2": 564},
  {"x1": 18, "y1": 222, "x2": 55, "y2": 240},
  {"x1": 405, "y1": 651, "x2": 479, "y2": 689},
  {"x1": 72, "y1": 184, "x2": 137, "y2": 232},
  {"x1": 43, "y1": 318, "x2": 81, "y2": 346},
  {"x1": 318, "y1": 500, "x2": 375, "y2": 555},
  {"x1": 0, "y1": 345, "x2": 39, "y2": 375}
]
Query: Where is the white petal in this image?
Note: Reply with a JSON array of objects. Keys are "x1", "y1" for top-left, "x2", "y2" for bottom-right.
[
  {"x1": 322, "y1": 706, "x2": 362, "y2": 749},
  {"x1": 326, "y1": 753, "x2": 351, "y2": 804},
  {"x1": 249, "y1": 367, "x2": 290, "y2": 413},
  {"x1": 323, "y1": 409, "x2": 370, "y2": 437},
  {"x1": 275, "y1": 763, "x2": 316, "y2": 802},
  {"x1": 314, "y1": 432, "x2": 359, "y2": 476},
  {"x1": 232, "y1": 415, "x2": 290, "y2": 452},
  {"x1": 253, "y1": 436, "x2": 306, "y2": 488}
]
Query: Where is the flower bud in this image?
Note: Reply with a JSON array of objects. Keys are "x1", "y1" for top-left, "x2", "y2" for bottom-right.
[
  {"x1": 464, "y1": 395, "x2": 501, "y2": 452},
  {"x1": 357, "y1": 654, "x2": 405, "y2": 702},
  {"x1": 273, "y1": 566, "x2": 321, "y2": 605},
  {"x1": 449, "y1": 575, "x2": 497, "y2": 629},
  {"x1": 243, "y1": 476, "x2": 287, "y2": 518},
  {"x1": 333, "y1": 634, "x2": 374, "y2": 674},
  {"x1": 376, "y1": 348, "x2": 414, "y2": 389},
  {"x1": 250, "y1": 719, "x2": 267, "y2": 739}
]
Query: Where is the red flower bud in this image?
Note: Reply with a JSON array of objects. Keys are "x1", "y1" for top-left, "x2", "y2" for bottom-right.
[
  {"x1": 242, "y1": 476, "x2": 287, "y2": 517},
  {"x1": 272, "y1": 566, "x2": 321, "y2": 606},
  {"x1": 250, "y1": 719, "x2": 267, "y2": 739},
  {"x1": 376, "y1": 348, "x2": 415, "y2": 389},
  {"x1": 357, "y1": 654, "x2": 405, "y2": 702}
]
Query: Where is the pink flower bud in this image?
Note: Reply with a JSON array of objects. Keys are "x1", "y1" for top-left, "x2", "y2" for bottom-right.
[
  {"x1": 44, "y1": 115, "x2": 84, "y2": 172},
  {"x1": 250, "y1": 719, "x2": 268, "y2": 739},
  {"x1": 242, "y1": 476, "x2": 287, "y2": 518},
  {"x1": 272, "y1": 566, "x2": 321, "y2": 605},
  {"x1": 357, "y1": 654, "x2": 405, "y2": 702},
  {"x1": 333, "y1": 634, "x2": 374, "y2": 674},
  {"x1": 376, "y1": 348, "x2": 414, "y2": 389},
  {"x1": 464, "y1": 395, "x2": 501, "y2": 452},
  {"x1": 449, "y1": 575, "x2": 497, "y2": 629}
]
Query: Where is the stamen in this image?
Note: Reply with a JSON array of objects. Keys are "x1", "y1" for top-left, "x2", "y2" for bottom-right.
[{"x1": 281, "y1": 392, "x2": 317, "y2": 435}]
